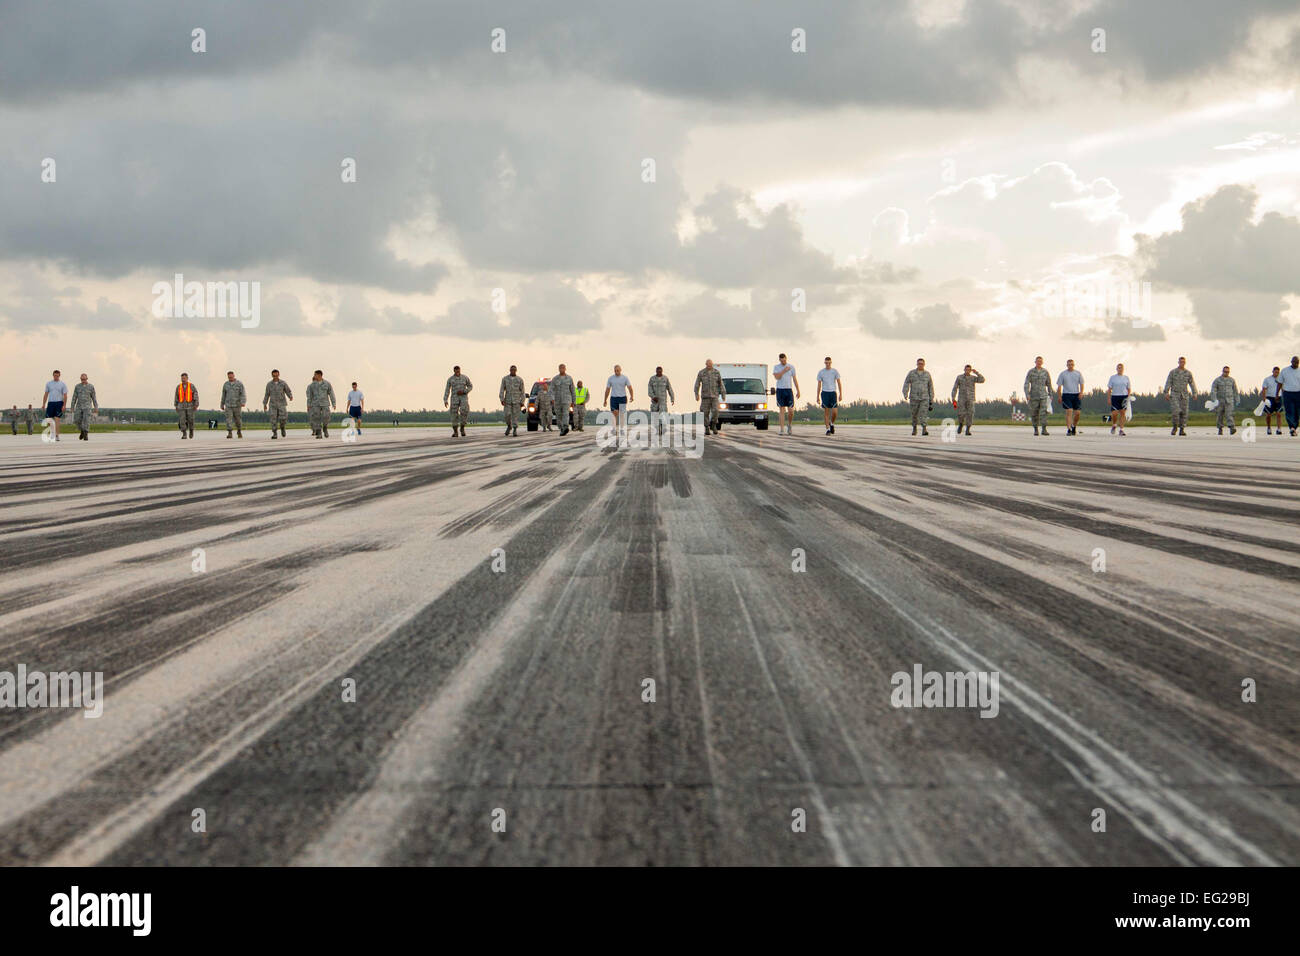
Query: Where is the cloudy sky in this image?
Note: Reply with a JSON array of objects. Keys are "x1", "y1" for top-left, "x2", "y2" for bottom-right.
[{"x1": 2, "y1": 0, "x2": 1298, "y2": 408}]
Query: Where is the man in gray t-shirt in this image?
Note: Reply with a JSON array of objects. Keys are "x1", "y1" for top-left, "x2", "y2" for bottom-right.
[{"x1": 1055, "y1": 359, "x2": 1084, "y2": 436}]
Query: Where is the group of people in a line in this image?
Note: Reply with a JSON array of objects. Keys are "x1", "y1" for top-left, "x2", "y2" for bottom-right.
[{"x1": 14, "y1": 355, "x2": 1300, "y2": 443}]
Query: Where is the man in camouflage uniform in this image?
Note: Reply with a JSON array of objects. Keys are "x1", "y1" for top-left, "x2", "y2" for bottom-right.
[
  {"x1": 221, "y1": 370, "x2": 247, "y2": 438},
  {"x1": 549, "y1": 364, "x2": 577, "y2": 437},
  {"x1": 306, "y1": 369, "x2": 336, "y2": 439},
  {"x1": 500, "y1": 365, "x2": 525, "y2": 437},
  {"x1": 262, "y1": 369, "x2": 293, "y2": 439},
  {"x1": 7, "y1": 405, "x2": 18, "y2": 435},
  {"x1": 443, "y1": 366, "x2": 473, "y2": 437},
  {"x1": 174, "y1": 373, "x2": 198, "y2": 439},
  {"x1": 648, "y1": 365, "x2": 675, "y2": 437},
  {"x1": 573, "y1": 380, "x2": 588, "y2": 431},
  {"x1": 70, "y1": 373, "x2": 98, "y2": 441},
  {"x1": 22, "y1": 404, "x2": 36, "y2": 434},
  {"x1": 1210, "y1": 365, "x2": 1239, "y2": 436},
  {"x1": 902, "y1": 358, "x2": 934, "y2": 435},
  {"x1": 950, "y1": 364, "x2": 985, "y2": 436},
  {"x1": 534, "y1": 376, "x2": 555, "y2": 431},
  {"x1": 1024, "y1": 356, "x2": 1054, "y2": 436},
  {"x1": 694, "y1": 359, "x2": 726, "y2": 436},
  {"x1": 1162, "y1": 356, "x2": 1196, "y2": 437}
]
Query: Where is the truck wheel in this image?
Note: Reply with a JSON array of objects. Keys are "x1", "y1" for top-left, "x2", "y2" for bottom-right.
[{"x1": 756, "y1": 418, "x2": 769, "y2": 430}]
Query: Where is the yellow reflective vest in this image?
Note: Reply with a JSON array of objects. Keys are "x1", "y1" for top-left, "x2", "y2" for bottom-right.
[{"x1": 574, "y1": 386, "x2": 589, "y2": 404}]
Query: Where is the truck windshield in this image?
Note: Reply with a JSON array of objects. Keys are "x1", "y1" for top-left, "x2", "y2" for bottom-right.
[{"x1": 723, "y1": 378, "x2": 766, "y2": 395}]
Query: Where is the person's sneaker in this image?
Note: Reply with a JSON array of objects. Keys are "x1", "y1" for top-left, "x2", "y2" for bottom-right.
[
  {"x1": 825, "y1": 427, "x2": 832, "y2": 436},
  {"x1": 1267, "y1": 427, "x2": 1272, "y2": 434},
  {"x1": 830, "y1": 425, "x2": 835, "y2": 434},
  {"x1": 1119, "y1": 428, "x2": 1126, "y2": 436},
  {"x1": 1110, "y1": 425, "x2": 1117, "y2": 435}
]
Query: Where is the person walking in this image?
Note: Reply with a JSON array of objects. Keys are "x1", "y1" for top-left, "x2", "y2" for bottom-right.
[
  {"x1": 306, "y1": 370, "x2": 337, "y2": 439},
  {"x1": 605, "y1": 364, "x2": 634, "y2": 441},
  {"x1": 902, "y1": 359, "x2": 934, "y2": 436},
  {"x1": 1279, "y1": 356, "x2": 1300, "y2": 436},
  {"x1": 950, "y1": 364, "x2": 985, "y2": 436},
  {"x1": 1106, "y1": 363, "x2": 1131, "y2": 437},
  {"x1": 43, "y1": 370, "x2": 69, "y2": 441},
  {"x1": 500, "y1": 366, "x2": 525, "y2": 437},
  {"x1": 263, "y1": 369, "x2": 293, "y2": 439},
  {"x1": 1056, "y1": 359, "x2": 1084, "y2": 435},
  {"x1": 346, "y1": 382, "x2": 364, "y2": 434},
  {"x1": 550, "y1": 364, "x2": 576, "y2": 436},
  {"x1": 772, "y1": 353, "x2": 800, "y2": 436},
  {"x1": 443, "y1": 366, "x2": 473, "y2": 437},
  {"x1": 173, "y1": 373, "x2": 198, "y2": 439},
  {"x1": 1262, "y1": 366, "x2": 1284, "y2": 436},
  {"x1": 816, "y1": 357, "x2": 842, "y2": 435},
  {"x1": 693, "y1": 360, "x2": 724, "y2": 437},
  {"x1": 1162, "y1": 356, "x2": 1196, "y2": 437},
  {"x1": 1023, "y1": 356, "x2": 1053, "y2": 436},
  {"x1": 1209, "y1": 366, "x2": 1239, "y2": 436},
  {"x1": 70, "y1": 373, "x2": 98, "y2": 441},
  {"x1": 573, "y1": 379, "x2": 589, "y2": 431},
  {"x1": 221, "y1": 371, "x2": 247, "y2": 438}
]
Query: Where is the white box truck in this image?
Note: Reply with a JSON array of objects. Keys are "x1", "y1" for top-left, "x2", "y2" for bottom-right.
[{"x1": 716, "y1": 362, "x2": 771, "y2": 430}]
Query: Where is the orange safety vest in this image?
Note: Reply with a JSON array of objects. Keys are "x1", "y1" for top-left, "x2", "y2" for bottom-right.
[{"x1": 177, "y1": 382, "x2": 194, "y2": 403}]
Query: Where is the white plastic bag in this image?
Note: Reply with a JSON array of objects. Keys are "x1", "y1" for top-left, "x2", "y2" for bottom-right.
[
  {"x1": 1254, "y1": 400, "x2": 1266, "y2": 416},
  {"x1": 1204, "y1": 399, "x2": 1218, "y2": 411}
]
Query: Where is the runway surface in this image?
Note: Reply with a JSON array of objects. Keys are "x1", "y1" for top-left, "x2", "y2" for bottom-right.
[{"x1": 1, "y1": 423, "x2": 1297, "y2": 866}]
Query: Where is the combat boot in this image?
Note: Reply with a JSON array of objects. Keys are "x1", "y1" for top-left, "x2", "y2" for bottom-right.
[
  {"x1": 1042, "y1": 427, "x2": 1049, "y2": 435},
  {"x1": 226, "y1": 429, "x2": 232, "y2": 439},
  {"x1": 512, "y1": 426, "x2": 518, "y2": 436},
  {"x1": 1229, "y1": 425, "x2": 1236, "y2": 435},
  {"x1": 237, "y1": 429, "x2": 242, "y2": 438},
  {"x1": 1170, "y1": 426, "x2": 1177, "y2": 435},
  {"x1": 1179, "y1": 427, "x2": 1186, "y2": 436},
  {"x1": 911, "y1": 425, "x2": 917, "y2": 435},
  {"x1": 1033, "y1": 425, "x2": 1039, "y2": 436},
  {"x1": 323, "y1": 425, "x2": 330, "y2": 437},
  {"x1": 180, "y1": 430, "x2": 187, "y2": 439},
  {"x1": 188, "y1": 426, "x2": 194, "y2": 438},
  {"x1": 921, "y1": 426, "x2": 929, "y2": 436},
  {"x1": 1217, "y1": 427, "x2": 1223, "y2": 435},
  {"x1": 280, "y1": 425, "x2": 287, "y2": 437},
  {"x1": 964, "y1": 427, "x2": 971, "y2": 435},
  {"x1": 505, "y1": 425, "x2": 511, "y2": 436}
]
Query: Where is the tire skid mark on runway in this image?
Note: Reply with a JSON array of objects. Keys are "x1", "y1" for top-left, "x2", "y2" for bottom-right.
[
  {"x1": 0, "y1": 540, "x2": 390, "y2": 750},
  {"x1": 713, "y1": 442, "x2": 1297, "y2": 861},
  {"x1": 96, "y1": 456, "x2": 624, "y2": 865},
  {"x1": 923, "y1": 484, "x2": 1300, "y2": 580}
]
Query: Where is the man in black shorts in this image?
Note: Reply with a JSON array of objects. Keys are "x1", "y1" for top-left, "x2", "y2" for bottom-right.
[{"x1": 1055, "y1": 358, "x2": 1084, "y2": 435}]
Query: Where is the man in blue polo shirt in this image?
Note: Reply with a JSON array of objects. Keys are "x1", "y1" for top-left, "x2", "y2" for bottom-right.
[
  {"x1": 816, "y1": 356, "x2": 842, "y2": 436},
  {"x1": 42, "y1": 370, "x2": 69, "y2": 442}
]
